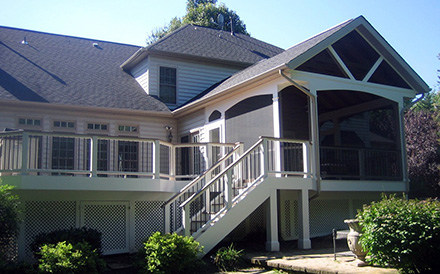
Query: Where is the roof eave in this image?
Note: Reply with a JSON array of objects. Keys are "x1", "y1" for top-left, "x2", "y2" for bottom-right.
[{"x1": 0, "y1": 99, "x2": 173, "y2": 117}]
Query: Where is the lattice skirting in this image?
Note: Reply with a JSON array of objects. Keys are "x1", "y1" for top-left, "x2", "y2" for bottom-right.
[
  {"x1": 24, "y1": 201, "x2": 76, "y2": 259},
  {"x1": 21, "y1": 199, "x2": 165, "y2": 259}
]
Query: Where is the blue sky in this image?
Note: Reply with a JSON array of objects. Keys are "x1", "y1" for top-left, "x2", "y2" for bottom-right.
[{"x1": 1, "y1": 0, "x2": 438, "y2": 90}]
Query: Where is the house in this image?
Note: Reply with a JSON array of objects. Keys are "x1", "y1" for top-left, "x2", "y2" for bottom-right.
[{"x1": 0, "y1": 16, "x2": 430, "y2": 260}]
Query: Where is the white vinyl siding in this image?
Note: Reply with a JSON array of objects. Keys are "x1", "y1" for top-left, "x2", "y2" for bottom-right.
[
  {"x1": 131, "y1": 58, "x2": 150, "y2": 94},
  {"x1": 177, "y1": 109, "x2": 205, "y2": 138},
  {"x1": 132, "y1": 56, "x2": 239, "y2": 106}
]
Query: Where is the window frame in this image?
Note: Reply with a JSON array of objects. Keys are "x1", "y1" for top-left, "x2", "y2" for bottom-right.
[
  {"x1": 159, "y1": 66, "x2": 177, "y2": 105},
  {"x1": 17, "y1": 117, "x2": 42, "y2": 129}
]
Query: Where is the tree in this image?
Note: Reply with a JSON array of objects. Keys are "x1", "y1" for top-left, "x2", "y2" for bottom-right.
[
  {"x1": 405, "y1": 109, "x2": 440, "y2": 198},
  {"x1": 147, "y1": 0, "x2": 248, "y2": 45}
]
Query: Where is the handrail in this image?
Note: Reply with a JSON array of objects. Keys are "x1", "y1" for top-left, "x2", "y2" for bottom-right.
[
  {"x1": 179, "y1": 138, "x2": 264, "y2": 208},
  {"x1": 163, "y1": 142, "x2": 242, "y2": 207}
]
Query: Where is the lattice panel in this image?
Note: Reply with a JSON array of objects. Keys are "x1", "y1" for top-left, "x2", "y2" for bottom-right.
[
  {"x1": 283, "y1": 200, "x2": 291, "y2": 238},
  {"x1": 82, "y1": 202, "x2": 128, "y2": 254},
  {"x1": 310, "y1": 199, "x2": 349, "y2": 237},
  {"x1": 280, "y1": 199, "x2": 299, "y2": 240},
  {"x1": 248, "y1": 203, "x2": 265, "y2": 233},
  {"x1": 134, "y1": 201, "x2": 164, "y2": 249},
  {"x1": 24, "y1": 201, "x2": 76, "y2": 258}
]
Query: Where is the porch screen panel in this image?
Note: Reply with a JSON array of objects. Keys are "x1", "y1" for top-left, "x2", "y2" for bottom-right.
[{"x1": 225, "y1": 95, "x2": 273, "y2": 150}]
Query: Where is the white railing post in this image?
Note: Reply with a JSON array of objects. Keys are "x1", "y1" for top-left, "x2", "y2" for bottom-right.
[
  {"x1": 153, "y1": 140, "x2": 161, "y2": 179},
  {"x1": 90, "y1": 136, "x2": 98, "y2": 177},
  {"x1": 21, "y1": 132, "x2": 29, "y2": 175},
  {"x1": 274, "y1": 139, "x2": 282, "y2": 177},
  {"x1": 303, "y1": 142, "x2": 310, "y2": 178},
  {"x1": 183, "y1": 204, "x2": 191, "y2": 236},
  {"x1": 164, "y1": 203, "x2": 171, "y2": 233},
  {"x1": 261, "y1": 138, "x2": 269, "y2": 176},
  {"x1": 225, "y1": 170, "x2": 233, "y2": 210},
  {"x1": 207, "y1": 143, "x2": 212, "y2": 170},
  {"x1": 169, "y1": 144, "x2": 175, "y2": 180}
]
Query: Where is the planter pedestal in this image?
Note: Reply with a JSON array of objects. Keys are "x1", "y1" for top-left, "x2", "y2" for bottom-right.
[{"x1": 344, "y1": 219, "x2": 367, "y2": 266}]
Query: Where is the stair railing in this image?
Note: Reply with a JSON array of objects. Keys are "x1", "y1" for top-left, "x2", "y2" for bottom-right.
[
  {"x1": 164, "y1": 142, "x2": 243, "y2": 233},
  {"x1": 179, "y1": 138, "x2": 268, "y2": 237}
]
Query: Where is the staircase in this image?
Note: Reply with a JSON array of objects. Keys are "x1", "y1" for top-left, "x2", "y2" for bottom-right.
[{"x1": 164, "y1": 137, "x2": 311, "y2": 255}]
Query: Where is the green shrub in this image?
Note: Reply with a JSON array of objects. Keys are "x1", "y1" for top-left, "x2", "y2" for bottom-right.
[
  {"x1": 31, "y1": 227, "x2": 102, "y2": 258},
  {"x1": 357, "y1": 194, "x2": 440, "y2": 273},
  {"x1": 0, "y1": 258, "x2": 37, "y2": 274},
  {"x1": 137, "y1": 232, "x2": 203, "y2": 274},
  {"x1": 212, "y1": 243, "x2": 244, "y2": 271},
  {"x1": 38, "y1": 241, "x2": 105, "y2": 274},
  {"x1": 0, "y1": 184, "x2": 21, "y2": 261}
]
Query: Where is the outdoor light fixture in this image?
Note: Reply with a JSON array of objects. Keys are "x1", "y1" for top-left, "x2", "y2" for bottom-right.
[{"x1": 165, "y1": 126, "x2": 173, "y2": 142}]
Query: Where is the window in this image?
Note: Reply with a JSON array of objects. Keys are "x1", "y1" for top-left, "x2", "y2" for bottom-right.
[
  {"x1": 19, "y1": 118, "x2": 41, "y2": 126},
  {"x1": 87, "y1": 123, "x2": 108, "y2": 131},
  {"x1": 118, "y1": 141, "x2": 138, "y2": 174},
  {"x1": 53, "y1": 120, "x2": 75, "y2": 129},
  {"x1": 118, "y1": 125, "x2": 138, "y2": 133},
  {"x1": 159, "y1": 67, "x2": 176, "y2": 104},
  {"x1": 52, "y1": 137, "x2": 75, "y2": 170}
]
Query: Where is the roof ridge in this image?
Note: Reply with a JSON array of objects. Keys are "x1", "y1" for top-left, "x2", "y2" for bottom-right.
[
  {"x1": 146, "y1": 24, "x2": 193, "y2": 49},
  {"x1": 0, "y1": 25, "x2": 141, "y2": 47}
]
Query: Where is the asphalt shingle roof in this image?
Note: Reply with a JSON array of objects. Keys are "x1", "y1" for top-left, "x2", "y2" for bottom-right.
[
  {"x1": 0, "y1": 26, "x2": 170, "y2": 112},
  {"x1": 187, "y1": 19, "x2": 353, "y2": 103},
  {"x1": 144, "y1": 24, "x2": 285, "y2": 65}
]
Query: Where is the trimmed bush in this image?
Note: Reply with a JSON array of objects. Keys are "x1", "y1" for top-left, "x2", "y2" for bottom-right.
[
  {"x1": 31, "y1": 227, "x2": 102, "y2": 258},
  {"x1": 137, "y1": 232, "x2": 203, "y2": 274},
  {"x1": 38, "y1": 241, "x2": 105, "y2": 274},
  {"x1": 357, "y1": 194, "x2": 440, "y2": 273},
  {"x1": 212, "y1": 243, "x2": 244, "y2": 271}
]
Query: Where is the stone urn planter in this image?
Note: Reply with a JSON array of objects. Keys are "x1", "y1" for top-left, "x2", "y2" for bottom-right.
[{"x1": 344, "y1": 219, "x2": 368, "y2": 265}]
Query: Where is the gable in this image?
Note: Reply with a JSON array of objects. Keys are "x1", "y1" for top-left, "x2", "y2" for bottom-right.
[{"x1": 295, "y1": 29, "x2": 411, "y2": 90}]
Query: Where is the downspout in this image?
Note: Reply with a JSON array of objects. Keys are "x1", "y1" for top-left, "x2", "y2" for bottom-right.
[
  {"x1": 279, "y1": 69, "x2": 321, "y2": 201},
  {"x1": 400, "y1": 92, "x2": 425, "y2": 193}
]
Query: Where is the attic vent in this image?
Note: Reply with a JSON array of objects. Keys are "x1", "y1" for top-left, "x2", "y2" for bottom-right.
[
  {"x1": 93, "y1": 42, "x2": 99, "y2": 48},
  {"x1": 21, "y1": 36, "x2": 28, "y2": 45}
]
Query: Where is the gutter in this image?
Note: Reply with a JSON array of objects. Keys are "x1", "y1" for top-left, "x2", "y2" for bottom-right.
[{"x1": 279, "y1": 69, "x2": 321, "y2": 201}]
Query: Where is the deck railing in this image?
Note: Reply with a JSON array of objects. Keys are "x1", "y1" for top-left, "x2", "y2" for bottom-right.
[
  {"x1": 0, "y1": 131, "x2": 235, "y2": 179},
  {"x1": 320, "y1": 146, "x2": 402, "y2": 180},
  {"x1": 164, "y1": 137, "x2": 311, "y2": 237}
]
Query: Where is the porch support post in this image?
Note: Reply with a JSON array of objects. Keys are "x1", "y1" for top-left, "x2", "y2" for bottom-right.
[
  {"x1": 265, "y1": 189, "x2": 280, "y2": 251},
  {"x1": 183, "y1": 204, "x2": 191, "y2": 236},
  {"x1": 164, "y1": 203, "x2": 170, "y2": 233},
  {"x1": 272, "y1": 91, "x2": 282, "y2": 176},
  {"x1": 298, "y1": 188, "x2": 311, "y2": 249}
]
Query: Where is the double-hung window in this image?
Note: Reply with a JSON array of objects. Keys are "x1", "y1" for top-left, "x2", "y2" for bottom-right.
[{"x1": 159, "y1": 66, "x2": 176, "y2": 104}]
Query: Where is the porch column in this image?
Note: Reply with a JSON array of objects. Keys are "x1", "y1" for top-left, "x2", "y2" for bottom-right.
[
  {"x1": 272, "y1": 93, "x2": 282, "y2": 175},
  {"x1": 265, "y1": 189, "x2": 280, "y2": 251},
  {"x1": 298, "y1": 188, "x2": 311, "y2": 249}
]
